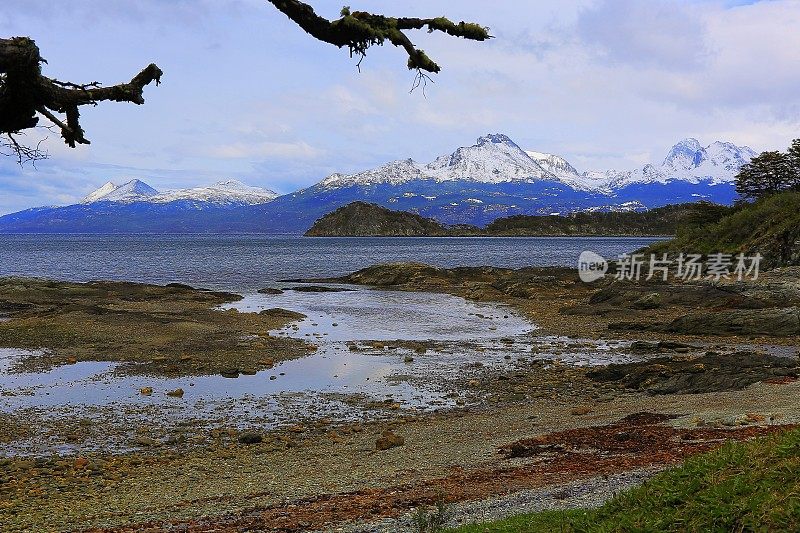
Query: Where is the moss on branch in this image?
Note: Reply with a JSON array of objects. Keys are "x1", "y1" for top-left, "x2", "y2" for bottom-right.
[{"x1": 268, "y1": 0, "x2": 490, "y2": 73}]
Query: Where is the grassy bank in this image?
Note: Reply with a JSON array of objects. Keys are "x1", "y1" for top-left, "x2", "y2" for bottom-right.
[
  {"x1": 647, "y1": 191, "x2": 800, "y2": 267},
  {"x1": 451, "y1": 426, "x2": 800, "y2": 532}
]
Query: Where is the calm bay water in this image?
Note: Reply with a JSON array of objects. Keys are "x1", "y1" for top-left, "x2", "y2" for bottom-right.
[{"x1": 0, "y1": 234, "x2": 664, "y2": 292}]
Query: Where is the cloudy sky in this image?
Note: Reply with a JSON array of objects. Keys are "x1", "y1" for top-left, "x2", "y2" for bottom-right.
[{"x1": 1, "y1": 0, "x2": 798, "y2": 214}]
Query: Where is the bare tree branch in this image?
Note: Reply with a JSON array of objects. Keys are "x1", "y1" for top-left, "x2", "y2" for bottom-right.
[
  {"x1": 0, "y1": 133, "x2": 48, "y2": 165},
  {"x1": 1, "y1": 2, "x2": 486, "y2": 163},
  {"x1": 0, "y1": 36, "x2": 162, "y2": 160},
  {"x1": 267, "y1": 1, "x2": 491, "y2": 73}
]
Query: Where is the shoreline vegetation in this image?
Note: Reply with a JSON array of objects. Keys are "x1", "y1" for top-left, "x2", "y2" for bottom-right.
[
  {"x1": 1, "y1": 191, "x2": 799, "y2": 531},
  {"x1": 449, "y1": 425, "x2": 800, "y2": 532}
]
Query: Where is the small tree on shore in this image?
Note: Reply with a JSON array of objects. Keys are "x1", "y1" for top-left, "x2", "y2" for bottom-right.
[
  {"x1": 735, "y1": 141, "x2": 800, "y2": 200},
  {"x1": 788, "y1": 139, "x2": 800, "y2": 188}
]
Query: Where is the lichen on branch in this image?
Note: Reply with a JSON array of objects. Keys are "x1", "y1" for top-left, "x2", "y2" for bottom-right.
[{"x1": 268, "y1": 0, "x2": 491, "y2": 73}]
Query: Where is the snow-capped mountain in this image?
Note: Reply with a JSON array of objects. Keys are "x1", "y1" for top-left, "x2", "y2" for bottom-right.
[
  {"x1": 83, "y1": 179, "x2": 278, "y2": 206},
  {"x1": 320, "y1": 159, "x2": 426, "y2": 188},
  {"x1": 83, "y1": 179, "x2": 159, "y2": 203},
  {"x1": 1, "y1": 133, "x2": 757, "y2": 234},
  {"x1": 425, "y1": 134, "x2": 553, "y2": 183},
  {"x1": 524, "y1": 150, "x2": 610, "y2": 191},
  {"x1": 598, "y1": 138, "x2": 757, "y2": 189},
  {"x1": 279, "y1": 134, "x2": 753, "y2": 228},
  {"x1": 314, "y1": 135, "x2": 754, "y2": 194},
  {"x1": 82, "y1": 181, "x2": 118, "y2": 203},
  {"x1": 154, "y1": 180, "x2": 278, "y2": 204},
  {"x1": 318, "y1": 134, "x2": 555, "y2": 189}
]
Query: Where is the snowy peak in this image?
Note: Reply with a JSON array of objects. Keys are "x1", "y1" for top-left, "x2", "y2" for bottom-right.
[
  {"x1": 525, "y1": 151, "x2": 600, "y2": 191},
  {"x1": 476, "y1": 133, "x2": 520, "y2": 147},
  {"x1": 82, "y1": 181, "x2": 117, "y2": 203},
  {"x1": 425, "y1": 133, "x2": 553, "y2": 183},
  {"x1": 526, "y1": 151, "x2": 580, "y2": 177},
  {"x1": 315, "y1": 134, "x2": 556, "y2": 189},
  {"x1": 310, "y1": 134, "x2": 754, "y2": 193},
  {"x1": 526, "y1": 151, "x2": 579, "y2": 176},
  {"x1": 661, "y1": 138, "x2": 755, "y2": 183},
  {"x1": 589, "y1": 139, "x2": 756, "y2": 189},
  {"x1": 155, "y1": 180, "x2": 278, "y2": 205},
  {"x1": 84, "y1": 179, "x2": 158, "y2": 203},
  {"x1": 83, "y1": 179, "x2": 278, "y2": 206},
  {"x1": 662, "y1": 138, "x2": 705, "y2": 170},
  {"x1": 320, "y1": 159, "x2": 425, "y2": 188},
  {"x1": 704, "y1": 141, "x2": 757, "y2": 173}
]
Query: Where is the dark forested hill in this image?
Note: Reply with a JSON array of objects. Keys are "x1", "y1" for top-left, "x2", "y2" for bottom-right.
[
  {"x1": 304, "y1": 202, "x2": 707, "y2": 237},
  {"x1": 304, "y1": 202, "x2": 458, "y2": 236}
]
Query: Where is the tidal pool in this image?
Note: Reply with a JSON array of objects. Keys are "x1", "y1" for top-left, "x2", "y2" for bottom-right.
[{"x1": 0, "y1": 286, "x2": 638, "y2": 454}]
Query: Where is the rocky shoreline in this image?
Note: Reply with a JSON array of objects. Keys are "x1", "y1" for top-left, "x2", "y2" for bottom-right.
[{"x1": 1, "y1": 265, "x2": 799, "y2": 531}]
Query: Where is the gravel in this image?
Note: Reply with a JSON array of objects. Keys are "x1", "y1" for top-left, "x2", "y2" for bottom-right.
[{"x1": 320, "y1": 467, "x2": 665, "y2": 532}]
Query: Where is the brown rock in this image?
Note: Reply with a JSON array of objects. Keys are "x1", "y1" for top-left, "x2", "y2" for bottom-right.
[
  {"x1": 376, "y1": 430, "x2": 405, "y2": 451},
  {"x1": 133, "y1": 436, "x2": 160, "y2": 447},
  {"x1": 238, "y1": 432, "x2": 263, "y2": 445},
  {"x1": 688, "y1": 363, "x2": 706, "y2": 373},
  {"x1": 257, "y1": 287, "x2": 284, "y2": 295},
  {"x1": 166, "y1": 388, "x2": 184, "y2": 398}
]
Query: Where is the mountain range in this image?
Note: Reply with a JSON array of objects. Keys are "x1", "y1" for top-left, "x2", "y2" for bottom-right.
[
  {"x1": 0, "y1": 134, "x2": 755, "y2": 233},
  {"x1": 81, "y1": 179, "x2": 278, "y2": 205}
]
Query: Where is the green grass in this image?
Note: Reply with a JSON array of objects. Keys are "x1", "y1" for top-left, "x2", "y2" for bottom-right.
[
  {"x1": 449, "y1": 427, "x2": 800, "y2": 532},
  {"x1": 646, "y1": 191, "x2": 800, "y2": 268}
]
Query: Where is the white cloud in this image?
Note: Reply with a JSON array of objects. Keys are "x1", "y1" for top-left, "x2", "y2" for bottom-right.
[
  {"x1": 209, "y1": 140, "x2": 324, "y2": 159},
  {"x1": 576, "y1": 0, "x2": 711, "y2": 71}
]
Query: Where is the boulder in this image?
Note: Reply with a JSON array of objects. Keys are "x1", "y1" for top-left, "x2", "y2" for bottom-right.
[
  {"x1": 667, "y1": 307, "x2": 800, "y2": 337},
  {"x1": 238, "y1": 432, "x2": 263, "y2": 445},
  {"x1": 257, "y1": 287, "x2": 284, "y2": 295},
  {"x1": 259, "y1": 308, "x2": 306, "y2": 320},
  {"x1": 588, "y1": 351, "x2": 799, "y2": 394},
  {"x1": 375, "y1": 430, "x2": 405, "y2": 451},
  {"x1": 631, "y1": 293, "x2": 661, "y2": 310}
]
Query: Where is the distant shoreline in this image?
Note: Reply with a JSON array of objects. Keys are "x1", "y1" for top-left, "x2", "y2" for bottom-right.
[
  {"x1": 0, "y1": 232, "x2": 672, "y2": 238},
  {"x1": 303, "y1": 201, "x2": 695, "y2": 238},
  {"x1": 303, "y1": 233, "x2": 676, "y2": 238}
]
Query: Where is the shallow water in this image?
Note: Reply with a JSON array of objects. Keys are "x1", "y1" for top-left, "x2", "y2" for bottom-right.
[
  {"x1": 224, "y1": 287, "x2": 534, "y2": 342},
  {"x1": 0, "y1": 287, "x2": 641, "y2": 411},
  {"x1": 0, "y1": 286, "x2": 645, "y2": 455},
  {"x1": 0, "y1": 288, "x2": 535, "y2": 410}
]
